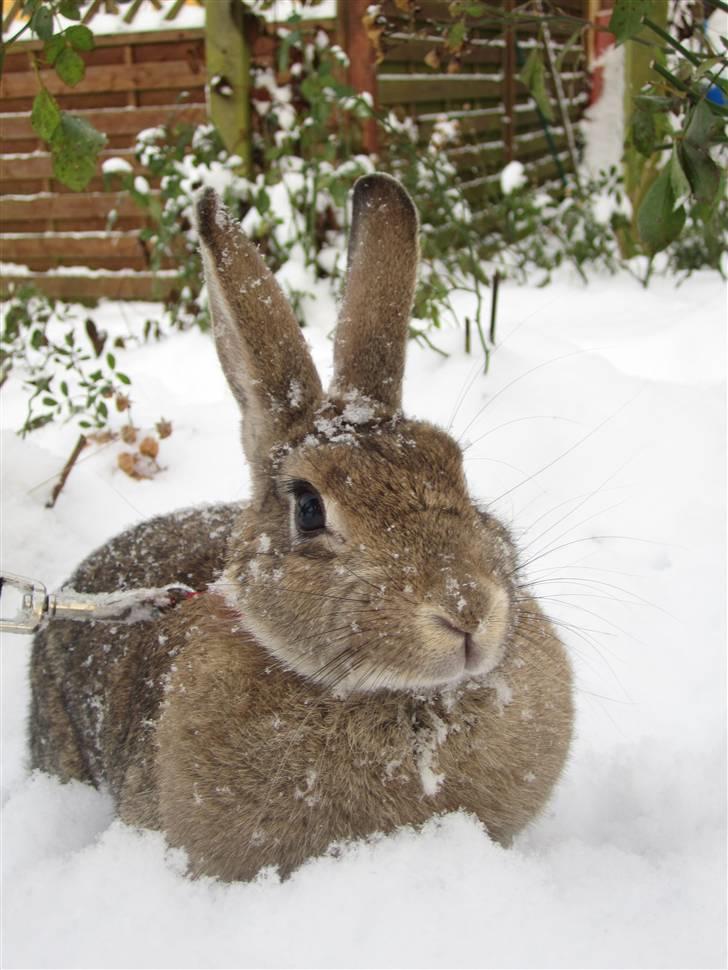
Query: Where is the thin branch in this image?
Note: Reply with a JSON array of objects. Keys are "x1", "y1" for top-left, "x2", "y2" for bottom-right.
[{"x1": 46, "y1": 434, "x2": 87, "y2": 508}]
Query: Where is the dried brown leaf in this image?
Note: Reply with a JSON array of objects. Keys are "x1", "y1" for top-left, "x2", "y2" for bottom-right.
[
  {"x1": 117, "y1": 451, "x2": 140, "y2": 479},
  {"x1": 139, "y1": 436, "x2": 159, "y2": 459},
  {"x1": 156, "y1": 418, "x2": 173, "y2": 439}
]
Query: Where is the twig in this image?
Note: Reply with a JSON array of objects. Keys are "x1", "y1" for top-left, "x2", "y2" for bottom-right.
[
  {"x1": 489, "y1": 272, "x2": 500, "y2": 345},
  {"x1": 46, "y1": 435, "x2": 87, "y2": 508}
]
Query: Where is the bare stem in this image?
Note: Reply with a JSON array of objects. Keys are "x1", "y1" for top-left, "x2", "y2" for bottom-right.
[{"x1": 46, "y1": 435, "x2": 87, "y2": 508}]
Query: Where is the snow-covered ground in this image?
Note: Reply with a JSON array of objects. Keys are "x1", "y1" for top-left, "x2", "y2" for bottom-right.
[{"x1": 1, "y1": 268, "x2": 725, "y2": 969}]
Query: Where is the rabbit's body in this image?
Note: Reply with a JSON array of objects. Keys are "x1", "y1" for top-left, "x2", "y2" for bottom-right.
[{"x1": 29, "y1": 176, "x2": 574, "y2": 881}]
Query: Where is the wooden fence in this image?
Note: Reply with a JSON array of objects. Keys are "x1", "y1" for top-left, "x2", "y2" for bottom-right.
[
  {"x1": 1, "y1": 0, "x2": 590, "y2": 301},
  {"x1": 1, "y1": 25, "x2": 208, "y2": 299}
]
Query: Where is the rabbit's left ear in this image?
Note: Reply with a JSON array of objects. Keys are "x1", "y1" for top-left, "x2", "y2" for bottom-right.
[
  {"x1": 197, "y1": 189, "x2": 323, "y2": 499},
  {"x1": 331, "y1": 174, "x2": 419, "y2": 414}
]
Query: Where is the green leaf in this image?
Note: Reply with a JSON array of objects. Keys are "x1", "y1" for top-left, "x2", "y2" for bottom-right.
[
  {"x1": 65, "y1": 24, "x2": 94, "y2": 52},
  {"x1": 608, "y1": 0, "x2": 651, "y2": 44},
  {"x1": 51, "y1": 113, "x2": 107, "y2": 191},
  {"x1": 31, "y1": 88, "x2": 61, "y2": 141},
  {"x1": 117, "y1": 372, "x2": 131, "y2": 385},
  {"x1": 30, "y1": 329, "x2": 43, "y2": 349},
  {"x1": 518, "y1": 48, "x2": 554, "y2": 122},
  {"x1": 633, "y1": 94, "x2": 674, "y2": 111},
  {"x1": 446, "y1": 20, "x2": 467, "y2": 53},
  {"x1": 31, "y1": 5, "x2": 53, "y2": 40},
  {"x1": 555, "y1": 26, "x2": 584, "y2": 73},
  {"x1": 44, "y1": 35, "x2": 66, "y2": 66},
  {"x1": 678, "y1": 141, "x2": 721, "y2": 205},
  {"x1": 631, "y1": 108, "x2": 656, "y2": 156},
  {"x1": 59, "y1": 0, "x2": 82, "y2": 20},
  {"x1": 669, "y1": 146, "x2": 690, "y2": 200},
  {"x1": 55, "y1": 46, "x2": 85, "y2": 86},
  {"x1": 684, "y1": 100, "x2": 719, "y2": 148},
  {"x1": 106, "y1": 352, "x2": 116, "y2": 369},
  {"x1": 637, "y1": 164, "x2": 686, "y2": 254}
]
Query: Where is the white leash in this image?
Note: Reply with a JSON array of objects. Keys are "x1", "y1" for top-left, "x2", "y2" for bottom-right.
[{"x1": 0, "y1": 572, "x2": 197, "y2": 635}]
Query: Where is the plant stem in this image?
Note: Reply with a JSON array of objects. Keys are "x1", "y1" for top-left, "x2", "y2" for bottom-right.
[
  {"x1": 46, "y1": 434, "x2": 87, "y2": 508},
  {"x1": 489, "y1": 272, "x2": 500, "y2": 344},
  {"x1": 643, "y1": 16, "x2": 701, "y2": 68}
]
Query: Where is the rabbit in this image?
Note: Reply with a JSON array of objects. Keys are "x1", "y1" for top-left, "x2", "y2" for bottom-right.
[{"x1": 29, "y1": 174, "x2": 574, "y2": 882}]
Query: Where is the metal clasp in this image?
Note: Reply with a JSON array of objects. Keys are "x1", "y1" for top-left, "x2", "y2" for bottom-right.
[{"x1": 0, "y1": 573, "x2": 49, "y2": 634}]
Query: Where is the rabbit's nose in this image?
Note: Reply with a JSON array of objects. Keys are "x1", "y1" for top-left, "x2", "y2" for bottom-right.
[{"x1": 434, "y1": 614, "x2": 478, "y2": 637}]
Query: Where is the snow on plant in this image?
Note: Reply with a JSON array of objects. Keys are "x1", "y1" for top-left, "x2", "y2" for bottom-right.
[{"x1": 1, "y1": 287, "x2": 132, "y2": 437}]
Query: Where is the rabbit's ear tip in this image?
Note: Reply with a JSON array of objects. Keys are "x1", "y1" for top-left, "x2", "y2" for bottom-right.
[
  {"x1": 196, "y1": 188, "x2": 225, "y2": 246},
  {"x1": 352, "y1": 173, "x2": 417, "y2": 220}
]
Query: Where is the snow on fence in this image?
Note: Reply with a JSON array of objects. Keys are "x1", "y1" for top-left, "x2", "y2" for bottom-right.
[{"x1": 0, "y1": 0, "x2": 590, "y2": 301}]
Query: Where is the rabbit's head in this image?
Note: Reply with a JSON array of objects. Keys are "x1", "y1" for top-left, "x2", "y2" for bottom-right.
[{"x1": 197, "y1": 175, "x2": 518, "y2": 693}]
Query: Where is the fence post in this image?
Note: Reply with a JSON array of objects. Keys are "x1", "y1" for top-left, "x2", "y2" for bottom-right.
[
  {"x1": 205, "y1": 0, "x2": 252, "y2": 173},
  {"x1": 338, "y1": 0, "x2": 379, "y2": 154}
]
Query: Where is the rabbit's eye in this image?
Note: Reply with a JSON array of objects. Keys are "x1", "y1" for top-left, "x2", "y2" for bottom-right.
[{"x1": 294, "y1": 487, "x2": 326, "y2": 533}]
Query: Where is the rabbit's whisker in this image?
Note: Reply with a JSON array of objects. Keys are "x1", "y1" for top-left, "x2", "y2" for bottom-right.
[
  {"x1": 517, "y1": 576, "x2": 671, "y2": 617},
  {"x1": 489, "y1": 393, "x2": 641, "y2": 508},
  {"x1": 518, "y1": 500, "x2": 628, "y2": 562},
  {"x1": 456, "y1": 349, "x2": 587, "y2": 445},
  {"x1": 464, "y1": 414, "x2": 581, "y2": 453},
  {"x1": 511, "y1": 533, "x2": 667, "y2": 579}
]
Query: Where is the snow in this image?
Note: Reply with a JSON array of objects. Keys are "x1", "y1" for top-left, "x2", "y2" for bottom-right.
[
  {"x1": 500, "y1": 160, "x2": 527, "y2": 195},
  {"x1": 581, "y1": 44, "x2": 625, "y2": 176},
  {"x1": 101, "y1": 157, "x2": 134, "y2": 176},
  {"x1": 1, "y1": 269, "x2": 726, "y2": 968}
]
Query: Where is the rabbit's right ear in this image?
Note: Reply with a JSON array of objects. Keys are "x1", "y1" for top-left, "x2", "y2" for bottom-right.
[{"x1": 196, "y1": 190, "x2": 323, "y2": 501}]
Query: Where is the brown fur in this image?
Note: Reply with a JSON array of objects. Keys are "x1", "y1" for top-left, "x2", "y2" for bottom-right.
[
  {"x1": 29, "y1": 176, "x2": 574, "y2": 882},
  {"x1": 332, "y1": 173, "x2": 419, "y2": 412}
]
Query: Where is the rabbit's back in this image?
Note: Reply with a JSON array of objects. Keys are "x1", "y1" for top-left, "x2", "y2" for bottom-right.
[{"x1": 29, "y1": 503, "x2": 240, "y2": 809}]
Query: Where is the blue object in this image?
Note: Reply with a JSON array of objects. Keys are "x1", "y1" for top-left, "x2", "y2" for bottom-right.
[{"x1": 705, "y1": 83, "x2": 727, "y2": 106}]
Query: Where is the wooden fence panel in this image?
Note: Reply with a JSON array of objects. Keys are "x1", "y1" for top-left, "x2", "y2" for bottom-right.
[
  {"x1": 1, "y1": 28, "x2": 208, "y2": 296},
  {"x1": 1, "y1": 2, "x2": 590, "y2": 300},
  {"x1": 377, "y1": 0, "x2": 589, "y2": 215}
]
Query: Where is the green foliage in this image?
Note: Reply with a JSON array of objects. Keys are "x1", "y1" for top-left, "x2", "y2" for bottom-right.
[
  {"x1": 607, "y1": 0, "x2": 652, "y2": 45},
  {"x1": 50, "y1": 115, "x2": 107, "y2": 191},
  {"x1": 518, "y1": 47, "x2": 554, "y2": 122},
  {"x1": 637, "y1": 164, "x2": 686, "y2": 254},
  {"x1": 1, "y1": 287, "x2": 133, "y2": 436},
  {"x1": 2, "y1": 1, "x2": 105, "y2": 191}
]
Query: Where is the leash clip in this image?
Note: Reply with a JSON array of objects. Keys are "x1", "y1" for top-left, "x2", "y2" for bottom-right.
[{"x1": 0, "y1": 573, "x2": 49, "y2": 634}]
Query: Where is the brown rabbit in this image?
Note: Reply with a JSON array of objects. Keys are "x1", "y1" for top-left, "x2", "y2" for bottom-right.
[{"x1": 30, "y1": 175, "x2": 573, "y2": 881}]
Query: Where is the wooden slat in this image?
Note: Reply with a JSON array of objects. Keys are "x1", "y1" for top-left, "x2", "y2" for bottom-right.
[
  {"x1": 0, "y1": 192, "x2": 149, "y2": 221},
  {"x1": 5, "y1": 28, "x2": 205, "y2": 52},
  {"x1": 1, "y1": 231, "x2": 145, "y2": 263},
  {"x1": 0, "y1": 103, "x2": 207, "y2": 142},
  {"x1": 0, "y1": 60, "x2": 206, "y2": 99},
  {"x1": 0, "y1": 271, "x2": 177, "y2": 301},
  {"x1": 379, "y1": 73, "x2": 502, "y2": 105},
  {"x1": 0, "y1": 149, "x2": 141, "y2": 181},
  {"x1": 382, "y1": 34, "x2": 584, "y2": 69}
]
